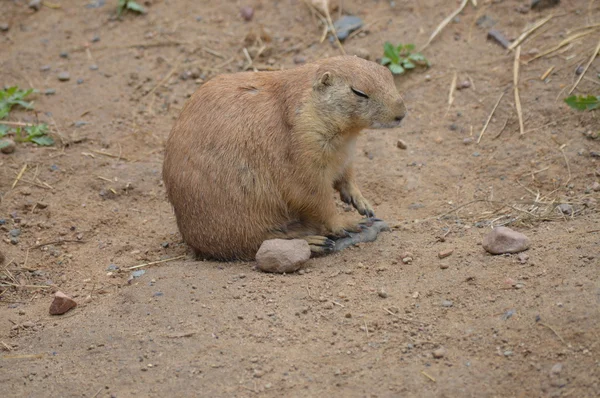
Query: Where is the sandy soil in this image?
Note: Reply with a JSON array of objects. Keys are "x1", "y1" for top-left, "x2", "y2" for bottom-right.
[{"x1": 1, "y1": 0, "x2": 599, "y2": 396}]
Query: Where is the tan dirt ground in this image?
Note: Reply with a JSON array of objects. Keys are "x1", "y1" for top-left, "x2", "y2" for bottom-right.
[{"x1": 1, "y1": 0, "x2": 599, "y2": 396}]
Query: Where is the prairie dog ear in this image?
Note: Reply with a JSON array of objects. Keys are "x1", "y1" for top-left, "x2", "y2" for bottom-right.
[{"x1": 319, "y1": 71, "x2": 332, "y2": 86}]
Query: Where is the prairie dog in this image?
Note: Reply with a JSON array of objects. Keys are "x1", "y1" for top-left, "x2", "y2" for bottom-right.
[{"x1": 163, "y1": 56, "x2": 406, "y2": 260}]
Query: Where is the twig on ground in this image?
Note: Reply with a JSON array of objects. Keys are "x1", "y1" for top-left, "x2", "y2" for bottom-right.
[
  {"x1": 538, "y1": 322, "x2": 566, "y2": 345},
  {"x1": 478, "y1": 91, "x2": 505, "y2": 143},
  {"x1": 383, "y1": 307, "x2": 429, "y2": 325},
  {"x1": 424, "y1": 0, "x2": 469, "y2": 49},
  {"x1": 568, "y1": 37, "x2": 600, "y2": 94},
  {"x1": 421, "y1": 371, "x2": 437, "y2": 382},
  {"x1": 509, "y1": 14, "x2": 553, "y2": 51},
  {"x1": 11, "y1": 164, "x2": 27, "y2": 190},
  {"x1": 513, "y1": 46, "x2": 525, "y2": 135},
  {"x1": 128, "y1": 255, "x2": 187, "y2": 270}
]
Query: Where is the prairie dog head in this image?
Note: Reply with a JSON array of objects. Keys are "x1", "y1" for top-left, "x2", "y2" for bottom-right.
[{"x1": 311, "y1": 56, "x2": 407, "y2": 132}]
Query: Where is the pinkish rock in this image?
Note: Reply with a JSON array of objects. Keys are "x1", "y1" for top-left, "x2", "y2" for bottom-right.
[
  {"x1": 240, "y1": 6, "x2": 254, "y2": 21},
  {"x1": 49, "y1": 291, "x2": 77, "y2": 315},
  {"x1": 256, "y1": 239, "x2": 310, "y2": 273},
  {"x1": 483, "y1": 227, "x2": 530, "y2": 255}
]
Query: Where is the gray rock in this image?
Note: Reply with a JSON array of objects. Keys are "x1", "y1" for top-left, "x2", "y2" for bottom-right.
[
  {"x1": 89, "y1": 64, "x2": 99, "y2": 71},
  {"x1": 1, "y1": 138, "x2": 16, "y2": 154},
  {"x1": 9, "y1": 229, "x2": 21, "y2": 237},
  {"x1": 551, "y1": 363, "x2": 563, "y2": 374},
  {"x1": 557, "y1": 203, "x2": 573, "y2": 216},
  {"x1": 0, "y1": 23, "x2": 9, "y2": 31},
  {"x1": 58, "y1": 71, "x2": 70, "y2": 81},
  {"x1": 482, "y1": 227, "x2": 530, "y2": 254},
  {"x1": 332, "y1": 15, "x2": 363, "y2": 41},
  {"x1": 29, "y1": 0, "x2": 42, "y2": 11},
  {"x1": 442, "y1": 300, "x2": 453, "y2": 307},
  {"x1": 44, "y1": 88, "x2": 56, "y2": 95},
  {"x1": 256, "y1": 239, "x2": 310, "y2": 273},
  {"x1": 487, "y1": 29, "x2": 511, "y2": 49},
  {"x1": 592, "y1": 181, "x2": 600, "y2": 192}
]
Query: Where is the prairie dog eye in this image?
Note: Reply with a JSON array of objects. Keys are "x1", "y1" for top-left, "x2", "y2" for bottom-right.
[{"x1": 351, "y1": 87, "x2": 369, "y2": 99}]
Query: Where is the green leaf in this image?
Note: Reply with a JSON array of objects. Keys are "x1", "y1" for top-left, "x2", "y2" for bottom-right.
[
  {"x1": 0, "y1": 125, "x2": 8, "y2": 137},
  {"x1": 126, "y1": 1, "x2": 147, "y2": 14},
  {"x1": 383, "y1": 42, "x2": 399, "y2": 64},
  {"x1": 402, "y1": 60, "x2": 416, "y2": 69},
  {"x1": 380, "y1": 56, "x2": 392, "y2": 66},
  {"x1": 0, "y1": 86, "x2": 35, "y2": 120},
  {"x1": 25, "y1": 124, "x2": 49, "y2": 138},
  {"x1": 31, "y1": 135, "x2": 54, "y2": 146},
  {"x1": 388, "y1": 63, "x2": 405, "y2": 75},
  {"x1": 404, "y1": 44, "x2": 415, "y2": 52},
  {"x1": 564, "y1": 95, "x2": 600, "y2": 111}
]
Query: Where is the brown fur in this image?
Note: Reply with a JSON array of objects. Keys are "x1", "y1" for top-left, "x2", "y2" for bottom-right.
[{"x1": 163, "y1": 56, "x2": 406, "y2": 260}]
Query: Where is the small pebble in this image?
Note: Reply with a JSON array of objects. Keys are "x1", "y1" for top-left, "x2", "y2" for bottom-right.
[
  {"x1": 77, "y1": 78, "x2": 84, "y2": 85},
  {"x1": 91, "y1": 34, "x2": 100, "y2": 43},
  {"x1": 9, "y1": 229, "x2": 21, "y2": 237},
  {"x1": 89, "y1": 64, "x2": 99, "y2": 71},
  {"x1": 432, "y1": 347, "x2": 446, "y2": 359},
  {"x1": 557, "y1": 203, "x2": 573, "y2": 216},
  {"x1": 456, "y1": 80, "x2": 471, "y2": 90},
  {"x1": 44, "y1": 88, "x2": 56, "y2": 95},
  {"x1": 592, "y1": 181, "x2": 600, "y2": 192},
  {"x1": 517, "y1": 252, "x2": 529, "y2": 264},
  {"x1": 378, "y1": 288, "x2": 388, "y2": 298},
  {"x1": 438, "y1": 249, "x2": 454, "y2": 259},
  {"x1": 293, "y1": 55, "x2": 306, "y2": 64},
  {"x1": 58, "y1": 72, "x2": 70, "y2": 81},
  {"x1": 396, "y1": 139, "x2": 408, "y2": 150},
  {"x1": 0, "y1": 23, "x2": 9, "y2": 32},
  {"x1": 29, "y1": 0, "x2": 42, "y2": 11},
  {"x1": 463, "y1": 137, "x2": 474, "y2": 145},
  {"x1": 240, "y1": 6, "x2": 254, "y2": 21},
  {"x1": 551, "y1": 363, "x2": 563, "y2": 374},
  {"x1": 442, "y1": 300, "x2": 453, "y2": 307},
  {"x1": 59, "y1": 51, "x2": 69, "y2": 59},
  {"x1": 503, "y1": 350, "x2": 513, "y2": 357},
  {"x1": 402, "y1": 256, "x2": 412, "y2": 264},
  {"x1": 439, "y1": 263, "x2": 449, "y2": 270}
]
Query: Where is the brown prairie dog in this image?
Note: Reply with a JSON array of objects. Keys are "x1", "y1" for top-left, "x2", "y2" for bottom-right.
[{"x1": 163, "y1": 55, "x2": 406, "y2": 260}]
